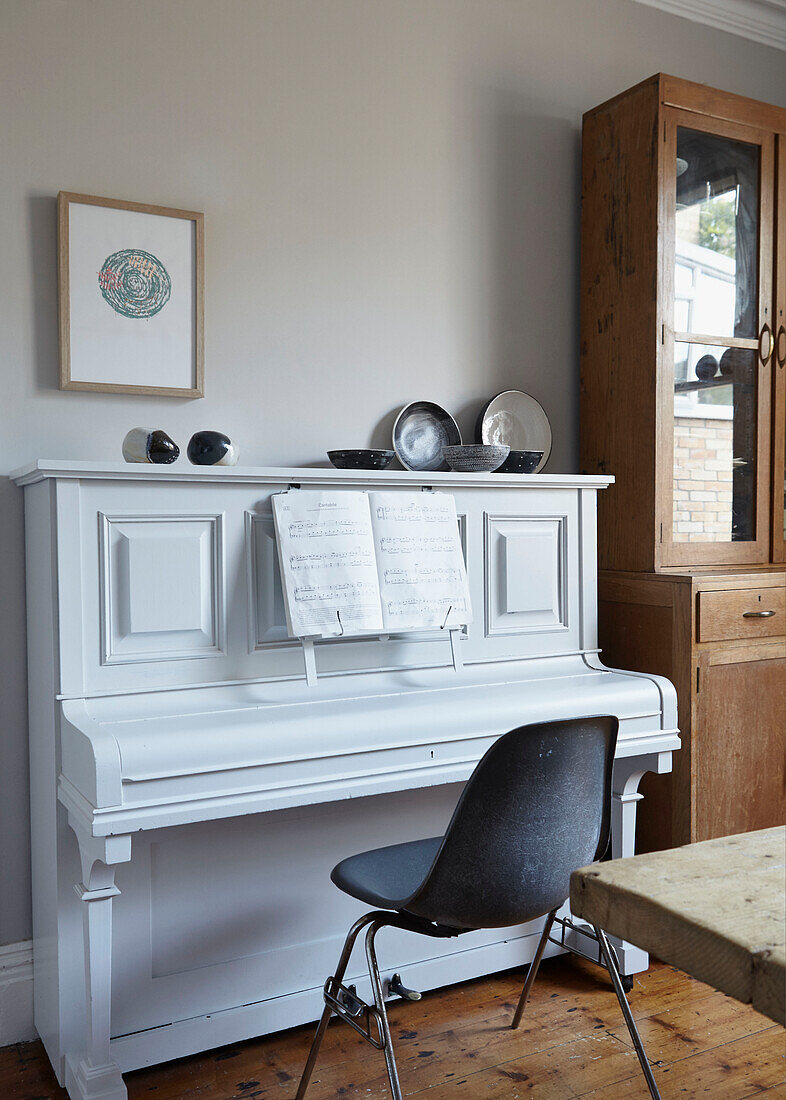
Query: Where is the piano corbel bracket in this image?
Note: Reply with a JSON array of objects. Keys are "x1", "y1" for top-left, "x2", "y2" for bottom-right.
[{"x1": 67, "y1": 816, "x2": 132, "y2": 893}]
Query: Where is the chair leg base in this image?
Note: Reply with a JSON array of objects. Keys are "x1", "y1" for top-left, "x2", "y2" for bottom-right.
[
  {"x1": 295, "y1": 912, "x2": 380, "y2": 1100},
  {"x1": 594, "y1": 925, "x2": 661, "y2": 1100},
  {"x1": 296, "y1": 910, "x2": 451, "y2": 1100},
  {"x1": 511, "y1": 909, "x2": 558, "y2": 1028},
  {"x1": 295, "y1": 909, "x2": 660, "y2": 1100}
]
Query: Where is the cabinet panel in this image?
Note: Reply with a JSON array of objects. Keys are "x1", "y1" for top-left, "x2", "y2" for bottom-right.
[
  {"x1": 695, "y1": 652, "x2": 786, "y2": 840},
  {"x1": 697, "y1": 587, "x2": 785, "y2": 641}
]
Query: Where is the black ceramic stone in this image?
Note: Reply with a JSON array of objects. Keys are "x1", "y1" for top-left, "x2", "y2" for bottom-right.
[
  {"x1": 719, "y1": 347, "x2": 747, "y2": 378},
  {"x1": 148, "y1": 430, "x2": 180, "y2": 464},
  {"x1": 187, "y1": 430, "x2": 237, "y2": 466},
  {"x1": 695, "y1": 354, "x2": 718, "y2": 382},
  {"x1": 122, "y1": 427, "x2": 179, "y2": 464}
]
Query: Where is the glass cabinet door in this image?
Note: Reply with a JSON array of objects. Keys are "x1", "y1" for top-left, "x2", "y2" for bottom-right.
[{"x1": 663, "y1": 109, "x2": 775, "y2": 566}]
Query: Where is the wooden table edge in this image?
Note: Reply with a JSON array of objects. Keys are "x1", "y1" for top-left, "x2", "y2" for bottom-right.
[{"x1": 570, "y1": 863, "x2": 786, "y2": 1027}]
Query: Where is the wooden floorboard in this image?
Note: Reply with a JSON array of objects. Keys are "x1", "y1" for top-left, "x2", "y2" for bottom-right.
[{"x1": 1, "y1": 957, "x2": 783, "y2": 1099}]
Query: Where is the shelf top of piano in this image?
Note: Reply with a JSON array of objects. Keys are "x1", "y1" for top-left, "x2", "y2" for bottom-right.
[{"x1": 11, "y1": 459, "x2": 615, "y2": 490}]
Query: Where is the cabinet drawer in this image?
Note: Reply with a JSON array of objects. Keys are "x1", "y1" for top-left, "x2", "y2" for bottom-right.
[{"x1": 697, "y1": 588, "x2": 786, "y2": 643}]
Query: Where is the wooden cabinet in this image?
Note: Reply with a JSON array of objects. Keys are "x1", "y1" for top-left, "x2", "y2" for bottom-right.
[
  {"x1": 581, "y1": 75, "x2": 786, "y2": 849},
  {"x1": 598, "y1": 570, "x2": 785, "y2": 849}
]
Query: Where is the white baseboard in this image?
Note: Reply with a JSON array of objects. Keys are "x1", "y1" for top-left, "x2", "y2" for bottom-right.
[{"x1": 0, "y1": 941, "x2": 35, "y2": 1047}]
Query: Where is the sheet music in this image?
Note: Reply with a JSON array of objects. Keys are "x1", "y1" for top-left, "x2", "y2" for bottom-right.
[
  {"x1": 272, "y1": 491, "x2": 383, "y2": 638},
  {"x1": 369, "y1": 492, "x2": 472, "y2": 631}
]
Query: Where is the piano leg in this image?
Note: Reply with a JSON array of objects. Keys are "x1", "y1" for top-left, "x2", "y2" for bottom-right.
[
  {"x1": 64, "y1": 820, "x2": 132, "y2": 1100},
  {"x1": 565, "y1": 751, "x2": 674, "y2": 978},
  {"x1": 611, "y1": 765, "x2": 647, "y2": 861}
]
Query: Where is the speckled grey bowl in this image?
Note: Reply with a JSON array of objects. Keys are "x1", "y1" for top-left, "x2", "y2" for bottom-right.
[
  {"x1": 327, "y1": 449, "x2": 394, "y2": 470},
  {"x1": 443, "y1": 444, "x2": 510, "y2": 472}
]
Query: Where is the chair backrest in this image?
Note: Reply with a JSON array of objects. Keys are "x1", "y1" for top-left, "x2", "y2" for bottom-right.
[{"x1": 403, "y1": 716, "x2": 618, "y2": 930}]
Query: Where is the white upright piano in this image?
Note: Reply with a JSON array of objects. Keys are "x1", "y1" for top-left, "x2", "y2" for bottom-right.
[{"x1": 12, "y1": 460, "x2": 679, "y2": 1100}]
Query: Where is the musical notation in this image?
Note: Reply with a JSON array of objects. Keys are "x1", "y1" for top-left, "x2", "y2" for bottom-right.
[
  {"x1": 273, "y1": 491, "x2": 384, "y2": 637},
  {"x1": 288, "y1": 520, "x2": 369, "y2": 538},
  {"x1": 294, "y1": 581, "x2": 378, "y2": 603},
  {"x1": 384, "y1": 567, "x2": 461, "y2": 585},
  {"x1": 290, "y1": 549, "x2": 376, "y2": 570},
  {"x1": 379, "y1": 535, "x2": 456, "y2": 555},
  {"x1": 272, "y1": 489, "x2": 472, "y2": 639},
  {"x1": 370, "y1": 491, "x2": 472, "y2": 633},
  {"x1": 374, "y1": 502, "x2": 452, "y2": 523},
  {"x1": 385, "y1": 597, "x2": 469, "y2": 618}
]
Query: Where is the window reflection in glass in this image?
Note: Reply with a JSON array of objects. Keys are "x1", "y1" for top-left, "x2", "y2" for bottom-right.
[
  {"x1": 673, "y1": 344, "x2": 757, "y2": 543},
  {"x1": 675, "y1": 129, "x2": 759, "y2": 340}
]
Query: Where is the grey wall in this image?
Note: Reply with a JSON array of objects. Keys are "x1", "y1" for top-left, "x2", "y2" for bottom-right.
[{"x1": 1, "y1": 0, "x2": 784, "y2": 946}]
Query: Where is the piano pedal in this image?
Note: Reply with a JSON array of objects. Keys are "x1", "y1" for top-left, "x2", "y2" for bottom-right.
[
  {"x1": 338, "y1": 983, "x2": 364, "y2": 1018},
  {"x1": 387, "y1": 973, "x2": 422, "y2": 1002}
]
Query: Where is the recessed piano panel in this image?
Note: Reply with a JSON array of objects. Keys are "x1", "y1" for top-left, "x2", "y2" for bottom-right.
[
  {"x1": 111, "y1": 786, "x2": 486, "y2": 1036},
  {"x1": 247, "y1": 511, "x2": 289, "y2": 648},
  {"x1": 99, "y1": 513, "x2": 225, "y2": 664},
  {"x1": 247, "y1": 509, "x2": 469, "y2": 653},
  {"x1": 484, "y1": 514, "x2": 568, "y2": 637}
]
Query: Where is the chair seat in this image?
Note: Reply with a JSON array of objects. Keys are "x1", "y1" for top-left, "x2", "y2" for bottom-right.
[{"x1": 331, "y1": 837, "x2": 442, "y2": 910}]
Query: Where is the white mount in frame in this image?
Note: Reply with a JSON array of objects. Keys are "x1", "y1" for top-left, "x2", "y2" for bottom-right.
[{"x1": 58, "y1": 192, "x2": 204, "y2": 397}]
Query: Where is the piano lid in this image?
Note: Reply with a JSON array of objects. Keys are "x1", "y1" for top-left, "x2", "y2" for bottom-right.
[{"x1": 60, "y1": 657, "x2": 678, "y2": 836}]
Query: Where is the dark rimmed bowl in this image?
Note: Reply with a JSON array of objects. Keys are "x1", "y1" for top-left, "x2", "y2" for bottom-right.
[
  {"x1": 496, "y1": 449, "x2": 544, "y2": 474},
  {"x1": 327, "y1": 449, "x2": 395, "y2": 470},
  {"x1": 392, "y1": 401, "x2": 461, "y2": 472},
  {"x1": 475, "y1": 390, "x2": 552, "y2": 472}
]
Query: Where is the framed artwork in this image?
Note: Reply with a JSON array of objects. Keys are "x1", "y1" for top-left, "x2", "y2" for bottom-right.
[{"x1": 58, "y1": 192, "x2": 204, "y2": 397}]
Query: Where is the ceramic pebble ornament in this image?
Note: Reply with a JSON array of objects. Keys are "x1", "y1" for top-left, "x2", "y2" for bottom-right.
[
  {"x1": 187, "y1": 431, "x2": 239, "y2": 466},
  {"x1": 719, "y1": 347, "x2": 745, "y2": 378},
  {"x1": 695, "y1": 354, "x2": 718, "y2": 382},
  {"x1": 122, "y1": 428, "x2": 180, "y2": 464}
]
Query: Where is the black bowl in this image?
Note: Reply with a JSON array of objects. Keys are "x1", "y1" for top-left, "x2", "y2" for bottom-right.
[
  {"x1": 328, "y1": 449, "x2": 395, "y2": 470},
  {"x1": 392, "y1": 401, "x2": 461, "y2": 471},
  {"x1": 496, "y1": 449, "x2": 544, "y2": 474}
]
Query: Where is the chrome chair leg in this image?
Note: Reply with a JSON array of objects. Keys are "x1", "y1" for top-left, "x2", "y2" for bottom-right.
[
  {"x1": 511, "y1": 908, "x2": 558, "y2": 1029},
  {"x1": 295, "y1": 912, "x2": 378, "y2": 1100},
  {"x1": 594, "y1": 925, "x2": 661, "y2": 1100},
  {"x1": 297, "y1": 910, "x2": 459, "y2": 1098},
  {"x1": 365, "y1": 919, "x2": 403, "y2": 1100}
]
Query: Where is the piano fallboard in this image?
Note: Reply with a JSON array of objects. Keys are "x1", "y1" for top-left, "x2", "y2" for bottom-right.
[{"x1": 61, "y1": 658, "x2": 677, "y2": 836}]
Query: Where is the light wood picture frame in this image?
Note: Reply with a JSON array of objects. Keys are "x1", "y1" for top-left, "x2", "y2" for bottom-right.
[{"x1": 58, "y1": 192, "x2": 204, "y2": 397}]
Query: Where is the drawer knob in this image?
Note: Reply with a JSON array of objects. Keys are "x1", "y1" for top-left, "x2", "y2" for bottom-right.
[{"x1": 742, "y1": 610, "x2": 776, "y2": 618}]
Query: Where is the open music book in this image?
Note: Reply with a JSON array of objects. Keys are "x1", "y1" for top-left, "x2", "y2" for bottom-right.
[{"x1": 272, "y1": 489, "x2": 472, "y2": 638}]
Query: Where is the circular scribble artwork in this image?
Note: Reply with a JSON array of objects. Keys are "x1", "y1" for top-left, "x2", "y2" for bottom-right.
[{"x1": 98, "y1": 249, "x2": 171, "y2": 318}]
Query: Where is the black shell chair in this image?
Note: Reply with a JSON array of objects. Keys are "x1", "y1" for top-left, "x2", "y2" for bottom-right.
[{"x1": 295, "y1": 716, "x2": 660, "y2": 1099}]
